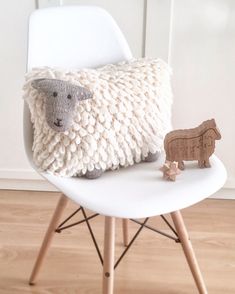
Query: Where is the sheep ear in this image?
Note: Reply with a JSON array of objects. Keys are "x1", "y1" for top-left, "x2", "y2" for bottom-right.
[
  {"x1": 31, "y1": 78, "x2": 53, "y2": 93},
  {"x1": 31, "y1": 79, "x2": 43, "y2": 89},
  {"x1": 76, "y1": 86, "x2": 93, "y2": 101}
]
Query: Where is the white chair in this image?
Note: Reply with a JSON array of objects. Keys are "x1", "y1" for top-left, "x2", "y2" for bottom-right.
[{"x1": 24, "y1": 6, "x2": 227, "y2": 294}]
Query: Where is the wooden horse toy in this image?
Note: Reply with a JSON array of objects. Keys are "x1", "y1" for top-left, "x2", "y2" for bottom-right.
[{"x1": 164, "y1": 119, "x2": 221, "y2": 170}]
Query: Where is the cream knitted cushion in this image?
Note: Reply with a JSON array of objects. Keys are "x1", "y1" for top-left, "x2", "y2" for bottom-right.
[{"x1": 23, "y1": 58, "x2": 173, "y2": 177}]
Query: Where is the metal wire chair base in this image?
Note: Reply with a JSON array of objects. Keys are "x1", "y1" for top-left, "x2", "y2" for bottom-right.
[{"x1": 55, "y1": 207, "x2": 180, "y2": 270}]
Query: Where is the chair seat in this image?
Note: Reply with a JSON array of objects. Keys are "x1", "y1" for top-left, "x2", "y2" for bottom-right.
[{"x1": 41, "y1": 154, "x2": 226, "y2": 219}]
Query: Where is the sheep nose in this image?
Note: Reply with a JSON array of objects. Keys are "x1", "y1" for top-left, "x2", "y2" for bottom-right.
[{"x1": 54, "y1": 118, "x2": 63, "y2": 127}]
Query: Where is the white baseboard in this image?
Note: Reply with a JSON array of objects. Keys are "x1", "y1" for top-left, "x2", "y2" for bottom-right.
[
  {"x1": 0, "y1": 168, "x2": 234, "y2": 198},
  {"x1": 0, "y1": 178, "x2": 233, "y2": 199},
  {"x1": 210, "y1": 188, "x2": 235, "y2": 200},
  {"x1": 0, "y1": 178, "x2": 58, "y2": 191},
  {"x1": 223, "y1": 176, "x2": 235, "y2": 189},
  {"x1": 0, "y1": 168, "x2": 42, "y2": 180},
  {"x1": 0, "y1": 168, "x2": 57, "y2": 191}
]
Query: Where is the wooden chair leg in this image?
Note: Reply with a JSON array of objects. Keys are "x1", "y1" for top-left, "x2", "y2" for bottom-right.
[
  {"x1": 171, "y1": 210, "x2": 208, "y2": 294},
  {"x1": 103, "y1": 217, "x2": 115, "y2": 294},
  {"x1": 29, "y1": 193, "x2": 68, "y2": 285},
  {"x1": 122, "y1": 219, "x2": 129, "y2": 247}
]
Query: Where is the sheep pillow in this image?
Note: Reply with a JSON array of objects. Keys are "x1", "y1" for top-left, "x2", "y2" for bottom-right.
[{"x1": 23, "y1": 58, "x2": 173, "y2": 179}]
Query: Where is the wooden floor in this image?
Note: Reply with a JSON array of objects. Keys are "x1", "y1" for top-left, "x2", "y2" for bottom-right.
[{"x1": 0, "y1": 190, "x2": 234, "y2": 294}]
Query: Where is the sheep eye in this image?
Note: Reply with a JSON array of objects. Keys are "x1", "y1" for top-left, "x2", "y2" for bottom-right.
[
  {"x1": 53, "y1": 92, "x2": 58, "y2": 97},
  {"x1": 67, "y1": 94, "x2": 72, "y2": 99}
]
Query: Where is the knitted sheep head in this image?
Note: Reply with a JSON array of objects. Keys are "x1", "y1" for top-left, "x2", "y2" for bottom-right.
[{"x1": 32, "y1": 79, "x2": 93, "y2": 132}]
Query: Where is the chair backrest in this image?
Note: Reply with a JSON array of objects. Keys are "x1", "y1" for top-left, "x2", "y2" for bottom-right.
[{"x1": 24, "y1": 5, "x2": 132, "y2": 167}]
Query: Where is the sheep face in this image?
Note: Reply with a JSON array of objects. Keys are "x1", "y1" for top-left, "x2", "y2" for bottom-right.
[{"x1": 32, "y1": 79, "x2": 93, "y2": 132}]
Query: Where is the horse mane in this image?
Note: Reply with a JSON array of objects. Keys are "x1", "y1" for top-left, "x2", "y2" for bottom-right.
[{"x1": 165, "y1": 119, "x2": 216, "y2": 143}]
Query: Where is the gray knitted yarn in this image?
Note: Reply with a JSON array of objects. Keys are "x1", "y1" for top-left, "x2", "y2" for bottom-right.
[{"x1": 31, "y1": 79, "x2": 93, "y2": 132}]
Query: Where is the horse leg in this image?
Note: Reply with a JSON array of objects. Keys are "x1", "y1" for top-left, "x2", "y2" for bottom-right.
[
  {"x1": 198, "y1": 159, "x2": 204, "y2": 168},
  {"x1": 204, "y1": 158, "x2": 211, "y2": 168}
]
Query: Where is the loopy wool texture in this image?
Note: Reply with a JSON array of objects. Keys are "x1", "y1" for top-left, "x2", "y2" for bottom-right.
[{"x1": 23, "y1": 58, "x2": 173, "y2": 177}]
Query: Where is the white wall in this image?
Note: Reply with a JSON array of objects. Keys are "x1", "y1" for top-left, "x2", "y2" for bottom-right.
[
  {"x1": 0, "y1": 0, "x2": 146, "y2": 190},
  {"x1": 62, "y1": 0, "x2": 146, "y2": 58},
  {"x1": 171, "y1": 0, "x2": 235, "y2": 188},
  {"x1": 0, "y1": 0, "x2": 42, "y2": 187},
  {"x1": 0, "y1": 0, "x2": 234, "y2": 194},
  {"x1": 0, "y1": 0, "x2": 60, "y2": 191},
  {"x1": 147, "y1": 0, "x2": 235, "y2": 190}
]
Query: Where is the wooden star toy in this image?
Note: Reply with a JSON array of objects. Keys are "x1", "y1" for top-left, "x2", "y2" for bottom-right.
[{"x1": 160, "y1": 161, "x2": 181, "y2": 181}]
